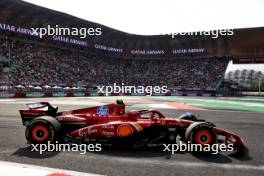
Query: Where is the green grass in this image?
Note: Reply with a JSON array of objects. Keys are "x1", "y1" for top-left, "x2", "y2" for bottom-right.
[{"x1": 150, "y1": 97, "x2": 264, "y2": 112}]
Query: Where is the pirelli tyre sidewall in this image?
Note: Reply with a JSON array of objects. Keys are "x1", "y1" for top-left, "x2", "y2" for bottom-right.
[
  {"x1": 25, "y1": 116, "x2": 60, "y2": 144},
  {"x1": 185, "y1": 122, "x2": 217, "y2": 146}
]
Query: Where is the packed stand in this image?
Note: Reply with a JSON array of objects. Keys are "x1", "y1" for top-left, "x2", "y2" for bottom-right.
[{"x1": 0, "y1": 36, "x2": 229, "y2": 90}]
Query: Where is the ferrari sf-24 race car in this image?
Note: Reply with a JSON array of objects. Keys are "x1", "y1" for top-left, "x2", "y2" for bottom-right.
[{"x1": 19, "y1": 100, "x2": 245, "y2": 154}]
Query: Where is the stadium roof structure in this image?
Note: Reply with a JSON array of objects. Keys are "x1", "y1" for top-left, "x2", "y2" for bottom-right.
[{"x1": 0, "y1": 0, "x2": 264, "y2": 60}]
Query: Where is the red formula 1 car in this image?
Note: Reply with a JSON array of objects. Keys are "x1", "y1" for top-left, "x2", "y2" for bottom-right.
[{"x1": 19, "y1": 100, "x2": 245, "y2": 154}]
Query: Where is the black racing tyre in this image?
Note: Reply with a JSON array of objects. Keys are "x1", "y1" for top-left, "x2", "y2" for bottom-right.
[
  {"x1": 25, "y1": 116, "x2": 61, "y2": 144},
  {"x1": 185, "y1": 122, "x2": 217, "y2": 146}
]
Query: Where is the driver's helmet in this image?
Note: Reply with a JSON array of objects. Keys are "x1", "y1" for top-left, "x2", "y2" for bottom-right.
[
  {"x1": 115, "y1": 99, "x2": 125, "y2": 114},
  {"x1": 116, "y1": 99, "x2": 124, "y2": 105}
]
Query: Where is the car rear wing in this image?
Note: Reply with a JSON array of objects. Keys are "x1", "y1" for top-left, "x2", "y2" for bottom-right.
[{"x1": 19, "y1": 102, "x2": 58, "y2": 126}]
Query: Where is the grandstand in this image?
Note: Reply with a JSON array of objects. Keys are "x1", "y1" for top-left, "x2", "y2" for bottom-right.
[
  {"x1": 0, "y1": 36, "x2": 229, "y2": 88},
  {"x1": 225, "y1": 69, "x2": 264, "y2": 90},
  {"x1": 0, "y1": 0, "x2": 263, "y2": 97}
]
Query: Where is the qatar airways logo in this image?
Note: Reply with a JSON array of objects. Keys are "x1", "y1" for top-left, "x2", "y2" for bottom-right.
[
  {"x1": 131, "y1": 49, "x2": 165, "y2": 55},
  {"x1": 95, "y1": 44, "x2": 123, "y2": 53},
  {"x1": 0, "y1": 22, "x2": 88, "y2": 46}
]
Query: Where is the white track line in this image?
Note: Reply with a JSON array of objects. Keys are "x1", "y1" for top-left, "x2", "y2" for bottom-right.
[
  {"x1": 118, "y1": 157, "x2": 264, "y2": 171},
  {"x1": 0, "y1": 160, "x2": 104, "y2": 176},
  {"x1": 64, "y1": 153, "x2": 264, "y2": 172},
  {"x1": 1, "y1": 149, "x2": 264, "y2": 172}
]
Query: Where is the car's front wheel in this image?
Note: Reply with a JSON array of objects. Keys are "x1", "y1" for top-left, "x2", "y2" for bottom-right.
[{"x1": 185, "y1": 122, "x2": 217, "y2": 150}]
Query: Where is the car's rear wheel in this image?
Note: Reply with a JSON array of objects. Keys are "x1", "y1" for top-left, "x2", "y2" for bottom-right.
[{"x1": 25, "y1": 116, "x2": 61, "y2": 144}]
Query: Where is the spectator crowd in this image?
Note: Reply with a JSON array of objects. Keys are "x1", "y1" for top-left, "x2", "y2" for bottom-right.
[{"x1": 0, "y1": 36, "x2": 229, "y2": 90}]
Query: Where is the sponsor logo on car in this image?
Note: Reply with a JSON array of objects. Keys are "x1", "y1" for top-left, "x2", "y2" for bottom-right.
[
  {"x1": 97, "y1": 105, "x2": 109, "y2": 116},
  {"x1": 102, "y1": 125, "x2": 115, "y2": 129},
  {"x1": 22, "y1": 111, "x2": 42, "y2": 116},
  {"x1": 117, "y1": 124, "x2": 133, "y2": 137},
  {"x1": 101, "y1": 131, "x2": 115, "y2": 137},
  {"x1": 79, "y1": 127, "x2": 98, "y2": 137},
  {"x1": 160, "y1": 119, "x2": 166, "y2": 125}
]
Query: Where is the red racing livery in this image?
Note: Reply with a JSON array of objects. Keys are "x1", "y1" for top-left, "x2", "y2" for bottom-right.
[{"x1": 19, "y1": 100, "x2": 245, "y2": 154}]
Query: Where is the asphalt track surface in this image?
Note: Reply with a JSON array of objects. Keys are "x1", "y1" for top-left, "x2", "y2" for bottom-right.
[{"x1": 0, "y1": 97, "x2": 264, "y2": 176}]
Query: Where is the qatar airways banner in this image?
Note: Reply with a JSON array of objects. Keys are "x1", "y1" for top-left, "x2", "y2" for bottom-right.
[
  {"x1": 0, "y1": 22, "x2": 88, "y2": 47},
  {"x1": 0, "y1": 22, "x2": 37, "y2": 36},
  {"x1": 172, "y1": 48, "x2": 205, "y2": 54},
  {"x1": 131, "y1": 49, "x2": 165, "y2": 55},
  {"x1": 94, "y1": 44, "x2": 123, "y2": 53},
  {"x1": 130, "y1": 48, "x2": 205, "y2": 55},
  {"x1": 0, "y1": 22, "x2": 206, "y2": 56}
]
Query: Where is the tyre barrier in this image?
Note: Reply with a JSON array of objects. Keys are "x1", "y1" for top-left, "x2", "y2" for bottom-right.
[
  {"x1": 52, "y1": 92, "x2": 67, "y2": 97},
  {"x1": 26, "y1": 92, "x2": 44, "y2": 98},
  {"x1": 0, "y1": 92, "x2": 15, "y2": 98}
]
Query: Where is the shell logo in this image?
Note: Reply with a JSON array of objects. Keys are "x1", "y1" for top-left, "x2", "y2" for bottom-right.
[{"x1": 117, "y1": 124, "x2": 133, "y2": 137}]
